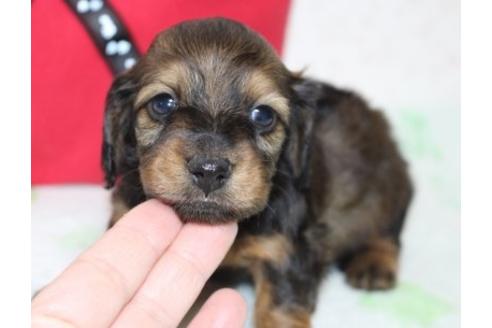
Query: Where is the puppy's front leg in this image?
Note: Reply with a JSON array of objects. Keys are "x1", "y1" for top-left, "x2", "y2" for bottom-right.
[
  {"x1": 254, "y1": 263, "x2": 316, "y2": 328},
  {"x1": 222, "y1": 234, "x2": 323, "y2": 327}
]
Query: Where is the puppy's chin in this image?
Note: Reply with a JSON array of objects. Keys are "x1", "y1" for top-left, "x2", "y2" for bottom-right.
[
  {"x1": 173, "y1": 201, "x2": 239, "y2": 224},
  {"x1": 151, "y1": 195, "x2": 262, "y2": 224},
  {"x1": 145, "y1": 185, "x2": 270, "y2": 223}
]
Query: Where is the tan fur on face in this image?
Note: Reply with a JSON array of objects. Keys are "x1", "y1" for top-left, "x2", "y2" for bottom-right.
[
  {"x1": 135, "y1": 110, "x2": 163, "y2": 147},
  {"x1": 225, "y1": 141, "x2": 271, "y2": 213},
  {"x1": 256, "y1": 123, "x2": 286, "y2": 158},
  {"x1": 139, "y1": 134, "x2": 190, "y2": 201}
]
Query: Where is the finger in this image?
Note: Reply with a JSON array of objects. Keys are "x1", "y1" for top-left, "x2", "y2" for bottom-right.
[
  {"x1": 188, "y1": 288, "x2": 247, "y2": 328},
  {"x1": 112, "y1": 222, "x2": 237, "y2": 328},
  {"x1": 32, "y1": 200, "x2": 183, "y2": 328}
]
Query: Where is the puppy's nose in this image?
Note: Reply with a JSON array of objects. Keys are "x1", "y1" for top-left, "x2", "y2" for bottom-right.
[{"x1": 187, "y1": 157, "x2": 231, "y2": 196}]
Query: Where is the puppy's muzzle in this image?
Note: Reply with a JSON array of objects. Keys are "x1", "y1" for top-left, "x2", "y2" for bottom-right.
[{"x1": 187, "y1": 156, "x2": 231, "y2": 196}]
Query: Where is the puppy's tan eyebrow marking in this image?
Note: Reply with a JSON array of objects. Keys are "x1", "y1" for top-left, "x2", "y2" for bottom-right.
[
  {"x1": 245, "y1": 70, "x2": 290, "y2": 123},
  {"x1": 134, "y1": 82, "x2": 175, "y2": 109},
  {"x1": 134, "y1": 62, "x2": 189, "y2": 109}
]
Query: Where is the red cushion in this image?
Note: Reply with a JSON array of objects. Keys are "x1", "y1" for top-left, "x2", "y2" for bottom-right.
[{"x1": 32, "y1": 0, "x2": 291, "y2": 184}]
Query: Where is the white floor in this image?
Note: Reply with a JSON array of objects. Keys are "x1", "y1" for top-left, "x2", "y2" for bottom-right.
[{"x1": 32, "y1": 0, "x2": 460, "y2": 326}]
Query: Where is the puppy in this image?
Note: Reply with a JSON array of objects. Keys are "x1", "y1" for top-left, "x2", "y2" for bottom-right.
[{"x1": 102, "y1": 18, "x2": 412, "y2": 327}]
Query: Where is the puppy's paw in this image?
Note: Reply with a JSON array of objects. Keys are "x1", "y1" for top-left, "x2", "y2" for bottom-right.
[{"x1": 344, "y1": 241, "x2": 398, "y2": 291}]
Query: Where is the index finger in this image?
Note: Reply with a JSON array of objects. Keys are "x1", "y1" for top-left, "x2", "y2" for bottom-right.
[
  {"x1": 112, "y1": 222, "x2": 238, "y2": 328},
  {"x1": 32, "y1": 199, "x2": 183, "y2": 328}
]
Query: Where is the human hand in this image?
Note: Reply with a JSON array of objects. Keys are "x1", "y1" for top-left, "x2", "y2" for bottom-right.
[{"x1": 32, "y1": 199, "x2": 246, "y2": 328}]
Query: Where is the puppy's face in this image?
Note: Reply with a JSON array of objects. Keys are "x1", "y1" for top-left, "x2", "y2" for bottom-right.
[{"x1": 104, "y1": 19, "x2": 297, "y2": 223}]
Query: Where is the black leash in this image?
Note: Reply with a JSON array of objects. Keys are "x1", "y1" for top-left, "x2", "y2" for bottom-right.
[{"x1": 63, "y1": 0, "x2": 141, "y2": 75}]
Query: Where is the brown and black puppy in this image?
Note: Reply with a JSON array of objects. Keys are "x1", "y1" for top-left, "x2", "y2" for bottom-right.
[{"x1": 102, "y1": 18, "x2": 412, "y2": 327}]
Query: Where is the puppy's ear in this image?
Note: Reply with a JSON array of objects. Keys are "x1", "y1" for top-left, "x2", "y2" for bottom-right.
[
  {"x1": 284, "y1": 76, "x2": 320, "y2": 184},
  {"x1": 102, "y1": 71, "x2": 139, "y2": 188},
  {"x1": 287, "y1": 76, "x2": 348, "y2": 185}
]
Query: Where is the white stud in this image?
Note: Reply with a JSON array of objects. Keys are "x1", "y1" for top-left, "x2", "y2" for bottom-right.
[
  {"x1": 105, "y1": 40, "x2": 132, "y2": 56},
  {"x1": 116, "y1": 40, "x2": 131, "y2": 55},
  {"x1": 98, "y1": 14, "x2": 117, "y2": 40},
  {"x1": 89, "y1": 0, "x2": 103, "y2": 11},
  {"x1": 124, "y1": 58, "x2": 137, "y2": 69},
  {"x1": 105, "y1": 40, "x2": 117, "y2": 55},
  {"x1": 76, "y1": 0, "x2": 90, "y2": 13}
]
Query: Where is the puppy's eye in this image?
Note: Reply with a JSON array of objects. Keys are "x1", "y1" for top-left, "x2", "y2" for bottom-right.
[
  {"x1": 148, "y1": 93, "x2": 178, "y2": 118},
  {"x1": 249, "y1": 105, "x2": 276, "y2": 130}
]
